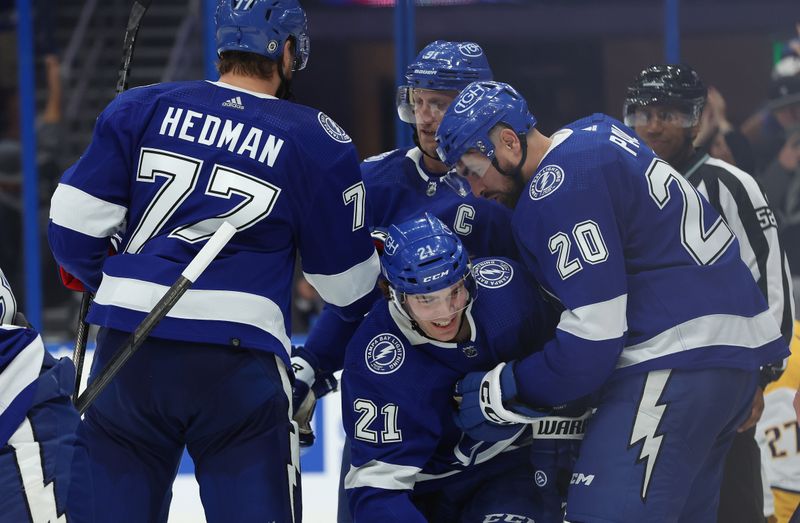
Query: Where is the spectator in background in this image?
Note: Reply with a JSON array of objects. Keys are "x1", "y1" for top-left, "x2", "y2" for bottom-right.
[
  {"x1": 754, "y1": 72, "x2": 800, "y2": 294},
  {"x1": 695, "y1": 85, "x2": 756, "y2": 174},
  {"x1": 0, "y1": 0, "x2": 71, "y2": 332},
  {"x1": 0, "y1": 53, "x2": 71, "y2": 328}
]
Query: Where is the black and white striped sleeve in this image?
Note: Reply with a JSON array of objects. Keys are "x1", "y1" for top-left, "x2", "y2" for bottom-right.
[{"x1": 695, "y1": 157, "x2": 795, "y2": 345}]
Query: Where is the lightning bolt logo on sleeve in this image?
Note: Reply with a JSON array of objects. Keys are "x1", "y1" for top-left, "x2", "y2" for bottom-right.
[{"x1": 628, "y1": 369, "x2": 671, "y2": 501}]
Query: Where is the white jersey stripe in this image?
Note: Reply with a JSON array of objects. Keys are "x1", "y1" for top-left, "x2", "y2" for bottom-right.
[
  {"x1": 558, "y1": 294, "x2": 628, "y2": 341},
  {"x1": 93, "y1": 274, "x2": 291, "y2": 354},
  {"x1": 303, "y1": 250, "x2": 380, "y2": 307},
  {"x1": 9, "y1": 418, "x2": 66, "y2": 523},
  {"x1": 49, "y1": 184, "x2": 127, "y2": 238},
  {"x1": 344, "y1": 460, "x2": 421, "y2": 491},
  {"x1": 275, "y1": 355, "x2": 299, "y2": 523},
  {"x1": 618, "y1": 309, "x2": 782, "y2": 369},
  {"x1": 0, "y1": 329, "x2": 44, "y2": 420}
]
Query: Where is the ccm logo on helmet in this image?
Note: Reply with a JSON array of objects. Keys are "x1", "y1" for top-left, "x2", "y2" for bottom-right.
[
  {"x1": 422, "y1": 270, "x2": 449, "y2": 283},
  {"x1": 454, "y1": 84, "x2": 486, "y2": 114}
]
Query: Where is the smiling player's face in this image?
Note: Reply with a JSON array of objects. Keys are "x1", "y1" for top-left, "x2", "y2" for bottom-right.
[{"x1": 405, "y1": 280, "x2": 469, "y2": 342}]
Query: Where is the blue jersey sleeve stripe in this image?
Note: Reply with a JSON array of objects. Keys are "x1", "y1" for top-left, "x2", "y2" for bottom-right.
[
  {"x1": 303, "y1": 250, "x2": 380, "y2": 307},
  {"x1": 344, "y1": 460, "x2": 420, "y2": 491},
  {"x1": 0, "y1": 328, "x2": 44, "y2": 419},
  {"x1": 558, "y1": 294, "x2": 628, "y2": 341},
  {"x1": 93, "y1": 274, "x2": 292, "y2": 354},
  {"x1": 619, "y1": 308, "x2": 783, "y2": 369},
  {"x1": 50, "y1": 183, "x2": 127, "y2": 238}
]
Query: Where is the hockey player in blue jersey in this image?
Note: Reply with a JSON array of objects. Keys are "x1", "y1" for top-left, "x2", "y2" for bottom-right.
[
  {"x1": 436, "y1": 81, "x2": 790, "y2": 522},
  {"x1": 0, "y1": 267, "x2": 90, "y2": 523},
  {"x1": 47, "y1": 0, "x2": 379, "y2": 521},
  {"x1": 342, "y1": 213, "x2": 577, "y2": 523},
  {"x1": 292, "y1": 39, "x2": 517, "y2": 436}
]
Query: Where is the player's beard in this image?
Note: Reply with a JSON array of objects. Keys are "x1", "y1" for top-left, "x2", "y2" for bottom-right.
[{"x1": 503, "y1": 174, "x2": 526, "y2": 209}]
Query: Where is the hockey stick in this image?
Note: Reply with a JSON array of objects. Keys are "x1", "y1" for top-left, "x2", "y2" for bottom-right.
[
  {"x1": 71, "y1": 293, "x2": 91, "y2": 403},
  {"x1": 71, "y1": 0, "x2": 153, "y2": 404},
  {"x1": 116, "y1": 0, "x2": 153, "y2": 93},
  {"x1": 76, "y1": 222, "x2": 237, "y2": 415}
]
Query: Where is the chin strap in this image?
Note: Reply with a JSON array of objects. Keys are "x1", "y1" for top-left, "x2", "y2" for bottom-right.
[
  {"x1": 491, "y1": 132, "x2": 528, "y2": 181},
  {"x1": 276, "y1": 62, "x2": 294, "y2": 101},
  {"x1": 411, "y1": 124, "x2": 446, "y2": 164}
]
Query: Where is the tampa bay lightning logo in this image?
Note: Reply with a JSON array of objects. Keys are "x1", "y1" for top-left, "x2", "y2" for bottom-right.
[
  {"x1": 458, "y1": 43, "x2": 483, "y2": 58},
  {"x1": 317, "y1": 112, "x2": 352, "y2": 143},
  {"x1": 529, "y1": 164, "x2": 564, "y2": 200},
  {"x1": 365, "y1": 333, "x2": 405, "y2": 374},
  {"x1": 535, "y1": 470, "x2": 548, "y2": 487},
  {"x1": 472, "y1": 259, "x2": 514, "y2": 288},
  {"x1": 454, "y1": 84, "x2": 486, "y2": 114}
]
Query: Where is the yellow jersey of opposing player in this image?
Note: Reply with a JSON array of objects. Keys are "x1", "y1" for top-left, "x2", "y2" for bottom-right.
[{"x1": 759, "y1": 320, "x2": 800, "y2": 523}]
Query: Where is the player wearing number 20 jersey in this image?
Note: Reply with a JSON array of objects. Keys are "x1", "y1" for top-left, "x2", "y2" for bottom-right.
[{"x1": 436, "y1": 81, "x2": 789, "y2": 521}]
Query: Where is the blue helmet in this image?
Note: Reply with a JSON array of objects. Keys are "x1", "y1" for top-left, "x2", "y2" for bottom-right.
[
  {"x1": 406, "y1": 41, "x2": 493, "y2": 91},
  {"x1": 435, "y1": 81, "x2": 537, "y2": 168},
  {"x1": 216, "y1": 0, "x2": 310, "y2": 71},
  {"x1": 397, "y1": 41, "x2": 493, "y2": 124},
  {"x1": 382, "y1": 213, "x2": 470, "y2": 296}
]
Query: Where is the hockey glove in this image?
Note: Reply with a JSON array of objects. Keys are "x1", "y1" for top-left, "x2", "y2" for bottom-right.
[
  {"x1": 58, "y1": 240, "x2": 120, "y2": 292},
  {"x1": 291, "y1": 356, "x2": 338, "y2": 447},
  {"x1": 59, "y1": 266, "x2": 86, "y2": 292},
  {"x1": 453, "y1": 361, "x2": 547, "y2": 442}
]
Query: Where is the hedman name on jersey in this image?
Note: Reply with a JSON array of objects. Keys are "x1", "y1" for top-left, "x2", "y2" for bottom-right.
[{"x1": 158, "y1": 106, "x2": 284, "y2": 167}]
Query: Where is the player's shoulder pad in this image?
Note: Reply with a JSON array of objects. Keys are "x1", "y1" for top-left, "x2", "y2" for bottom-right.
[
  {"x1": 526, "y1": 114, "x2": 631, "y2": 202},
  {"x1": 283, "y1": 103, "x2": 355, "y2": 146},
  {"x1": 112, "y1": 81, "x2": 187, "y2": 107},
  {"x1": 360, "y1": 147, "x2": 414, "y2": 184},
  {"x1": 100, "y1": 81, "x2": 188, "y2": 124}
]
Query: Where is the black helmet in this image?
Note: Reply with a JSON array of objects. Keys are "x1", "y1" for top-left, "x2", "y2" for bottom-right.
[
  {"x1": 624, "y1": 64, "x2": 707, "y2": 126},
  {"x1": 767, "y1": 73, "x2": 800, "y2": 111}
]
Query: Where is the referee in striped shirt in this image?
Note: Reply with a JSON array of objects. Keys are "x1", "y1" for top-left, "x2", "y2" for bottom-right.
[{"x1": 624, "y1": 64, "x2": 794, "y2": 523}]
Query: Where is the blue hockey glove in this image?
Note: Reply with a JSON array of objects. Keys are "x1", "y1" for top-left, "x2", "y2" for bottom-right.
[
  {"x1": 453, "y1": 361, "x2": 547, "y2": 442},
  {"x1": 291, "y1": 356, "x2": 338, "y2": 447}
]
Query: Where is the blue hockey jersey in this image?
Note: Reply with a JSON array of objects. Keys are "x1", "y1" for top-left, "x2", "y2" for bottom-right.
[
  {"x1": 299, "y1": 147, "x2": 519, "y2": 373},
  {"x1": 48, "y1": 81, "x2": 380, "y2": 364},
  {"x1": 0, "y1": 268, "x2": 44, "y2": 447},
  {"x1": 511, "y1": 114, "x2": 789, "y2": 408},
  {"x1": 362, "y1": 147, "x2": 518, "y2": 259},
  {"x1": 342, "y1": 257, "x2": 558, "y2": 521}
]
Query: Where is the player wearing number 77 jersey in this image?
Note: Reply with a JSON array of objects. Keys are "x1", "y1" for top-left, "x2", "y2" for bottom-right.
[
  {"x1": 47, "y1": 0, "x2": 379, "y2": 521},
  {"x1": 436, "y1": 81, "x2": 790, "y2": 522}
]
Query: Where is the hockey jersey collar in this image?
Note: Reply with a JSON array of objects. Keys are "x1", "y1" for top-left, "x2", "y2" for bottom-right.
[
  {"x1": 536, "y1": 128, "x2": 573, "y2": 170},
  {"x1": 681, "y1": 148, "x2": 711, "y2": 182},
  {"x1": 388, "y1": 299, "x2": 477, "y2": 348},
  {"x1": 207, "y1": 80, "x2": 278, "y2": 100}
]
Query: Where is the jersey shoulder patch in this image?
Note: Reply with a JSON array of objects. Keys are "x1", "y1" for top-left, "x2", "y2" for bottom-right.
[
  {"x1": 317, "y1": 112, "x2": 352, "y2": 143},
  {"x1": 529, "y1": 164, "x2": 565, "y2": 200},
  {"x1": 472, "y1": 258, "x2": 514, "y2": 289},
  {"x1": 364, "y1": 333, "x2": 406, "y2": 374}
]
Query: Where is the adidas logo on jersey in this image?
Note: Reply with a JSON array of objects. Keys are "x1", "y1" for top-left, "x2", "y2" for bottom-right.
[{"x1": 222, "y1": 96, "x2": 245, "y2": 110}]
